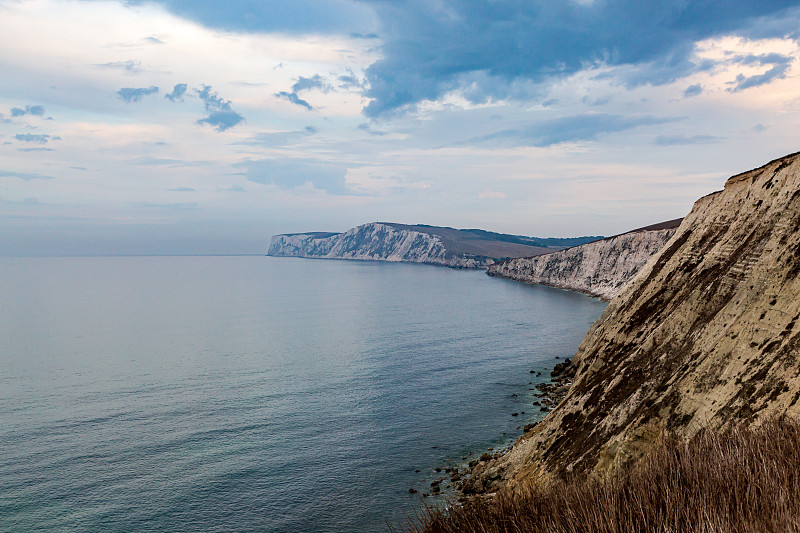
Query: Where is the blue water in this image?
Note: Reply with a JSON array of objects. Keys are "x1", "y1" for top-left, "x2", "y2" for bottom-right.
[{"x1": 0, "y1": 256, "x2": 606, "y2": 532}]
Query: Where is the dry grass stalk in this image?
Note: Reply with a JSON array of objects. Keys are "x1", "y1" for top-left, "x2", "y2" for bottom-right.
[{"x1": 398, "y1": 418, "x2": 800, "y2": 533}]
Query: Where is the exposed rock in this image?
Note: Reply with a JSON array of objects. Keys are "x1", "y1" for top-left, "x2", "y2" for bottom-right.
[
  {"x1": 487, "y1": 220, "x2": 682, "y2": 300},
  {"x1": 471, "y1": 151, "x2": 800, "y2": 491},
  {"x1": 268, "y1": 222, "x2": 599, "y2": 269}
]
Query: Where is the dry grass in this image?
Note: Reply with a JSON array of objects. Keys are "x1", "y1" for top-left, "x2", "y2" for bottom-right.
[{"x1": 399, "y1": 418, "x2": 800, "y2": 533}]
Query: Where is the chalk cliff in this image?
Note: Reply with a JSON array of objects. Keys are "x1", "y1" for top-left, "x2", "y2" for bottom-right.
[
  {"x1": 487, "y1": 220, "x2": 681, "y2": 300},
  {"x1": 466, "y1": 151, "x2": 800, "y2": 492},
  {"x1": 268, "y1": 223, "x2": 492, "y2": 268},
  {"x1": 267, "y1": 222, "x2": 586, "y2": 268}
]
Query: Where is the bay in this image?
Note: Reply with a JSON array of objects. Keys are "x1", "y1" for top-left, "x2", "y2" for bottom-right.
[{"x1": 0, "y1": 256, "x2": 606, "y2": 532}]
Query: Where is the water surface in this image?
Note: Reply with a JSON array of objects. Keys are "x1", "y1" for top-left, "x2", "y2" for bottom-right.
[{"x1": 0, "y1": 256, "x2": 606, "y2": 532}]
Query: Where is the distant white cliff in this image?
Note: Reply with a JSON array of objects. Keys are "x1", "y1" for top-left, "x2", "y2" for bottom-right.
[
  {"x1": 268, "y1": 222, "x2": 494, "y2": 268},
  {"x1": 487, "y1": 221, "x2": 682, "y2": 300}
]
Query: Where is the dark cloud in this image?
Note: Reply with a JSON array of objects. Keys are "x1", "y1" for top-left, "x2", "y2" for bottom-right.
[
  {"x1": 10, "y1": 105, "x2": 45, "y2": 117},
  {"x1": 654, "y1": 134, "x2": 721, "y2": 145},
  {"x1": 165, "y1": 83, "x2": 188, "y2": 102},
  {"x1": 361, "y1": 1, "x2": 799, "y2": 116},
  {"x1": 684, "y1": 83, "x2": 703, "y2": 97},
  {"x1": 729, "y1": 53, "x2": 793, "y2": 92},
  {"x1": 97, "y1": 60, "x2": 142, "y2": 73},
  {"x1": 0, "y1": 170, "x2": 55, "y2": 180},
  {"x1": 195, "y1": 85, "x2": 244, "y2": 132},
  {"x1": 463, "y1": 113, "x2": 679, "y2": 147},
  {"x1": 241, "y1": 158, "x2": 348, "y2": 194},
  {"x1": 117, "y1": 86, "x2": 159, "y2": 102},
  {"x1": 15, "y1": 133, "x2": 52, "y2": 144}
]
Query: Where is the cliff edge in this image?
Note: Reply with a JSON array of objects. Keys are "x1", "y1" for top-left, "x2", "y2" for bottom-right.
[
  {"x1": 467, "y1": 151, "x2": 800, "y2": 493},
  {"x1": 487, "y1": 220, "x2": 682, "y2": 300}
]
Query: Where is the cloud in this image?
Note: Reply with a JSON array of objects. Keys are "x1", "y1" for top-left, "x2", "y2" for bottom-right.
[
  {"x1": 235, "y1": 126, "x2": 317, "y2": 147},
  {"x1": 15, "y1": 133, "x2": 53, "y2": 144},
  {"x1": 338, "y1": 68, "x2": 364, "y2": 90},
  {"x1": 350, "y1": 32, "x2": 380, "y2": 40},
  {"x1": 728, "y1": 52, "x2": 793, "y2": 92},
  {"x1": 195, "y1": 85, "x2": 244, "y2": 132},
  {"x1": 218, "y1": 184, "x2": 246, "y2": 192},
  {"x1": 168, "y1": 186, "x2": 196, "y2": 191},
  {"x1": 292, "y1": 75, "x2": 331, "y2": 93},
  {"x1": 684, "y1": 83, "x2": 703, "y2": 97},
  {"x1": 121, "y1": 0, "x2": 376, "y2": 35},
  {"x1": 0, "y1": 170, "x2": 54, "y2": 181},
  {"x1": 241, "y1": 158, "x2": 348, "y2": 194},
  {"x1": 479, "y1": 191, "x2": 507, "y2": 199},
  {"x1": 360, "y1": 1, "x2": 800, "y2": 116},
  {"x1": 144, "y1": 36, "x2": 165, "y2": 44},
  {"x1": 275, "y1": 74, "x2": 333, "y2": 110},
  {"x1": 18, "y1": 147, "x2": 55, "y2": 152},
  {"x1": 357, "y1": 122, "x2": 387, "y2": 136},
  {"x1": 117, "y1": 86, "x2": 159, "y2": 102},
  {"x1": 463, "y1": 113, "x2": 679, "y2": 147},
  {"x1": 10, "y1": 105, "x2": 45, "y2": 117},
  {"x1": 275, "y1": 91, "x2": 313, "y2": 110},
  {"x1": 654, "y1": 134, "x2": 721, "y2": 145},
  {"x1": 96, "y1": 60, "x2": 143, "y2": 73},
  {"x1": 131, "y1": 201, "x2": 198, "y2": 209},
  {"x1": 165, "y1": 83, "x2": 188, "y2": 102},
  {"x1": 127, "y1": 157, "x2": 212, "y2": 167}
]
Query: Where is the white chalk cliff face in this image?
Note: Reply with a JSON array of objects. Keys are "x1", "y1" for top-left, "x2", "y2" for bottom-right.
[
  {"x1": 268, "y1": 222, "x2": 492, "y2": 268},
  {"x1": 487, "y1": 227, "x2": 679, "y2": 301}
]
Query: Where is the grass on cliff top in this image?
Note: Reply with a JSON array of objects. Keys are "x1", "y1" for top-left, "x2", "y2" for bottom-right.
[{"x1": 400, "y1": 418, "x2": 800, "y2": 533}]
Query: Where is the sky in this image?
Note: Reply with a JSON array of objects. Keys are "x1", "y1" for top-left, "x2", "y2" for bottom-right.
[{"x1": 2, "y1": 0, "x2": 800, "y2": 255}]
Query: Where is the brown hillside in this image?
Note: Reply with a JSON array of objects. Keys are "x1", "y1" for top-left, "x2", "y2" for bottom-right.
[{"x1": 467, "y1": 151, "x2": 800, "y2": 492}]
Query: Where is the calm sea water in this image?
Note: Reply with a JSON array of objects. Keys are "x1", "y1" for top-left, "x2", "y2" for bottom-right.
[{"x1": 0, "y1": 256, "x2": 606, "y2": 533}]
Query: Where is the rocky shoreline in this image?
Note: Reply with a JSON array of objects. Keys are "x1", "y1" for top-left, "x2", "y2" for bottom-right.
[{"x1": 410, "y1": 356, "x2": 578, "y2": 499}]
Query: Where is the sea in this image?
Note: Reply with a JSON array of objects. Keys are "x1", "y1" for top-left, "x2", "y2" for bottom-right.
[{"x1": 0, "y1": 256, "x2": 607, "y2": 533}]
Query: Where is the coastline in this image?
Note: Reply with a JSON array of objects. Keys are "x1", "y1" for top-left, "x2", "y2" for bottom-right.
[{"x1": 408, "y1": 355, "x2": 579, "y2": 500}]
